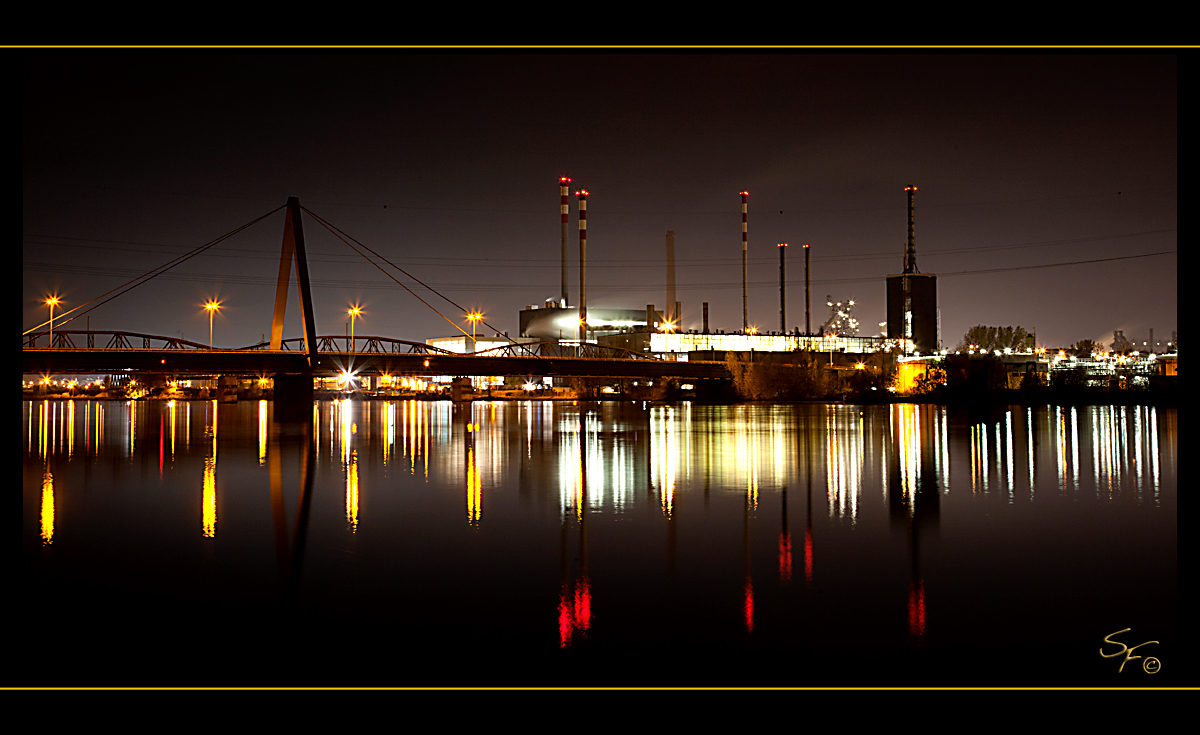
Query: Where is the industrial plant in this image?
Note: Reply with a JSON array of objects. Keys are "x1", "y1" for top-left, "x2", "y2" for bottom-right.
[{"x1": 498, "y1": 178, "x2": 924, "y2": 364}]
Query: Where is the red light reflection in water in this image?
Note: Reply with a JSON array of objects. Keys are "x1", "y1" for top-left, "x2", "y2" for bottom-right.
[
  {"x1": 804, "y1": 529, "x2": 814, "y2": 584},
  {"x1": 743, "y1": 578, "x2": 754, "y2": 632},
  {"x1": 558, "y1": 577, "x2": 592, "y2": 647},
  {"x1": 778, "y1": 531, "x2": 792, "y2": 583},
  {"x1": 908, "y1": 580, "x2": 927, "y2": 644}
]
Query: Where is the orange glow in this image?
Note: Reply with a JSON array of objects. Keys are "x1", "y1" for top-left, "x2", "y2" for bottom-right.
[
  {"x1": 41, "y1": 467, "x2": 55, "y2": 545},
  {"x1": 346, "y1": 449, "x2": 360, "y2": 532},
  {"x1": 467, "y1": 444, "x2": 481, "y2": 526}
]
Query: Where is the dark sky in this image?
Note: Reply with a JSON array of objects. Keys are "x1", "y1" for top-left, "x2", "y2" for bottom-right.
[{"x1": 23, "y1": 51, "x2": 1177, "y2": 351}]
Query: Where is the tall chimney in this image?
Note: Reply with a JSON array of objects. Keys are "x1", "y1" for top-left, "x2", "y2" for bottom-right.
[
  {"x1": 703, "y1": 302, "x2": 709, "y2": 334},
  {"x1": 647, "y1": 304, "x2": 656, "y2": 331},
  {"x1": 666, "y1": 230, "x2": 676, "y2": 327},
  {"x1": 803, "y1": 243, "x2": 810, "y2": 335},
  {"x1": 904, "y1": 185, "x2": 918, "y2": 274},
  {"x1": 675, "y1": 301, "x2": 682, "y2": 331},
  {"x1": 577, "y1": 188, "x2": 588, "y2": 342},
  {"x1": 778, "y1": 242, "x2": 787, "y2": 334},
  {"x1": 560, "y1": 177, "x2": 571, "y2": 306},
  {"x1": 740, "y1": 191, "x2": 749, "y2": 331}
]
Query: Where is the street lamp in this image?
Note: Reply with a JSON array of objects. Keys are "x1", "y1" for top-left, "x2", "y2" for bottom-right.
[
  {"x1": 467, "y1": 311, "x2": 483, "y2": 351},
  {"x1": 45, "y1": 295, "x2": 61, "y2": 345},
  {"x1": 204, "y1": 299, "x2": 222, "y2": 349},
  {"x1": 348, "y1": 305, "x2": 363, "y2": 352}
]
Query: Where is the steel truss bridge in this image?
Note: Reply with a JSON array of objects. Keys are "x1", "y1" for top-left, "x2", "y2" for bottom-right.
[
  {"x1": 22, "y1": 198, "x2": 730, "y2": 384},
  {"x1": 23, "y1": 333, "x2": 728, "y2": 381}
]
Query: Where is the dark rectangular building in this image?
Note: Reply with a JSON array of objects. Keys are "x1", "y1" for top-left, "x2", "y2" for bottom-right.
[{"x1": 886, "y1": 273, "x2": 938, "y2": 354}]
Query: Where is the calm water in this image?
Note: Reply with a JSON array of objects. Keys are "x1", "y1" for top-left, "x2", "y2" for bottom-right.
[{"x1": 22, "y1": 399, "x2": 1177, "y2": 687}]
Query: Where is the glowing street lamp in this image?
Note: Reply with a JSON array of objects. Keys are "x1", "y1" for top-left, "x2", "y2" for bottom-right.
[
  {"x1": 203, "y1": 299, "x2": 222, "y2": 349},
  {"x1": 467, "y1": 311, "x2": 483, "y2": 351},
  {"x1": 45, "y1": 295, "x2": 61, "y2": 345},
  {"x1": 348, "y1": 305, "x2": 363, "y2": 352}
]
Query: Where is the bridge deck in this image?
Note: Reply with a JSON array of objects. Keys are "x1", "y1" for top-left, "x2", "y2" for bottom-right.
[{"x1": 22, "y1": 348, "x2": 730, "y2": 380}]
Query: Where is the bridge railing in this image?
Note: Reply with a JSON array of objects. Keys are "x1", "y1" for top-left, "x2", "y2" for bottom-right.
[
  {"x1": 24, "y1": 331, "x2": 216, "y2": 350},
  {"x1": 239, "y1": 336, "x2": 460, "y2": 356},
  {"x1": 25, "y1": 332, "x2": 663, "y2": 362}
]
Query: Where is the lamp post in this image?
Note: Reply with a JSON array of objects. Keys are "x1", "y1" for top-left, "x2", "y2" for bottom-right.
[
  {"x1": 204, "y1": 300, "x2": 222, "y2": 349},
  {"x1": 467, "y1": 311, "x2": 483, "y2": 352},
  {"x1": 45, "y1": 296, "x2": 60, "y2": 345},
  {"x1": 348, "y1": 305, "x2": 362, "y2": 353}
]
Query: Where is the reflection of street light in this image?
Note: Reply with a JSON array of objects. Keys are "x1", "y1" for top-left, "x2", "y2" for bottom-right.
[
  {"x1": 203, "y1": 300, "x2": 222, "y2": 349},
  {"x1": 348, "y1": 305, "x2": 363, "y2": 352},
  {"x1": 45, "y1": 295, "x2": 61, "y2": 344},
  {"x1": 467, "y1": 311, "x2": 483, "y2": 350}
]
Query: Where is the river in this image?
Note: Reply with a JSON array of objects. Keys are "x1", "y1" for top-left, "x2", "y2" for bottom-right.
[{"x1": 21, "y1": 398, "x2": 1177, "y2": 687}]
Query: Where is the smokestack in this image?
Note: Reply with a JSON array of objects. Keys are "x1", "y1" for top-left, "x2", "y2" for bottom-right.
[
  {"x1": 577, "y1": 188, "x2": 588, "y2": 341},
  {"x1": 675, "y1": 301, "x2": 681, "y2": 331},
  {"x1": 560, "y1": 177, "x2": 571, "y2": 306},
  {"x1": 647, "y1": 304, "x2": 656, "y2": 331},
  {"x1": 803, "y1": 243, "x2": 810, "y2": 335},
  {"x1": 740, "y1": 191, "x2": 749, "y2": 331},
  {"x1": 778, "y1": 242, "x2": 787, "y2": 334},
  {"x1": 904, "y1": 185, "x2": 918, "y2": 274},
  {"x1": 703, "y1": 302, "x2": 709, "y2": 334},
  {"x1": 665, "y1": 230, "x2": 676, "y2": 327}
]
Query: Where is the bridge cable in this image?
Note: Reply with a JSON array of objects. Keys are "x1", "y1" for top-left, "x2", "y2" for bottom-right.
[
  {"x1": 301, "y1": 206, "x2": 540, "y2": 359},
  {"x1": 23, "y1": 205, "x2": 286, "y2": 337}
]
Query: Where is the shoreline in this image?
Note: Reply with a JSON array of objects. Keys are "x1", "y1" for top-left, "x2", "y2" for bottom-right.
[{"x1": 21, "y1": 388, "x2": 1178, "y2": 408}]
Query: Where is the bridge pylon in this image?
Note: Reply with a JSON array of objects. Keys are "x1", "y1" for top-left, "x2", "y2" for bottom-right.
[
  {"x1": 270, "y1": 197, "x2": 319, "y2": 369},
  {"x1": 270, "y1": 197, "x2": 320, "y2": 416}
]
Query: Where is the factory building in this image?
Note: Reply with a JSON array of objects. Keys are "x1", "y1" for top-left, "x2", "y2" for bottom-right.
[
  {"x1": 600, "y1": 330, "x2": 903, "y2": 361},
  {"x1": 520, "y1": 303, "x2": 657, "y2": 342},
  {"x1": 885, "y1": 185, "x2": 939, "y2": 354}
]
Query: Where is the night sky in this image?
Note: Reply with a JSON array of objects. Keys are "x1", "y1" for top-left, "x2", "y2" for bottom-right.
[{"x1": 23, "y1": 51, "x2": 1177, "y2": 352}]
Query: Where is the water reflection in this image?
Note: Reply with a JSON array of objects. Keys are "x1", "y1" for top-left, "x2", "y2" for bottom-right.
[{"x1": 23, "y1": 399, "x2": 1176, "y2": 684}]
